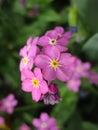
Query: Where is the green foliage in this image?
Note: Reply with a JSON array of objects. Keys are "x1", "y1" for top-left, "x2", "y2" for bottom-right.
[
  {"x1": 71, "y1": 0, "x2": 98, "y2": 33},
  {"x1": 82, "y1": 33, "x2": 98, "y2": 63}
]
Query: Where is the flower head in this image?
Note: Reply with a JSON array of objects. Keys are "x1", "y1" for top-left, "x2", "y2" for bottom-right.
[
  {"x1": 32, "y1": 112, "x2": 59, "y2": 130},
  {"x1": 35, "y1": 46, "x2": 76, "y2": 81},
  {"x1": 38, "y1": 28, "x2": 69, "y2": 52},
  {"x1": 22, "y1": 68, "x2": 48, "y2": 102},
  {"x1": 1, "y1": 94, "x2": 18, "y2": 114},
  {"x1": 19, "y1": 123, "x2": 30, "y2": 130},
  {"x1": 67, "y1": 78, "x2": 81, "y2": 92}
]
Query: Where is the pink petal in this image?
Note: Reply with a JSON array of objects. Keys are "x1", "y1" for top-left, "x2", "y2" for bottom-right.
[
  {"x1": 32, "y1": 88, "x2": 41, "y2": 102},
  {"x1": 34, "y1": 68, "x2": 43, "y2": 81},
  {"x1": 59, "y1": 53, "x2": 75, "y2": 66},
  {"x1": 22, "y1": 69, "x2": 34, "y2": 79},
  {"x1": 57, "y1": 38, "x2": 69, "y2": 46},
  {"x1": 63, "y1": 31, "x2": 72, "y2": 39},
  {"x1": 43, "y1": 67, "x2": 56, "y2": 81},
  {"x1": 28, "y1": 45, "x2": 37, "y2": 57},
  {"x1": 56, "y1": 67, "x2": 71, "y2": 81},
  {"x1": 45, "y1": 30, "x2": 58, "y2": 39},
  {"x1": 27, "y1": 37, "x2": 33, "y2": 45},
  {"x1": 34, "y1": 55, "x2": 49, "y2": 69},
  {"x1": 19, "y1": 46, "x2": 27, "y2": 57},
  {"x1": 48, "y1": 118, "x2": 56, "y2": 127},
  {"x1": 54, "y1": 26, "x2": 64, "y2": 35},
  {"x1": 40, "y1": 81, "x2": 48, "y2": 94},
  {"x1": 32, "y1": 37, "x2": 39, "y2": 45},
  {"x1": 22, "y1": 79, "x2": 33, "y2": 92},
  {"x1": 83, "y1": 63, "x2": 91, "y2": 70},
  {"x1": 55, "y1": 44, "x2": 68, "y2": 52},
  {"x1": 42, "y1": 46, "x2": 60, "y2": 60},
  {"x1": 40, "y1": 113, "x2": 49, "y2": 121},
  {"x1": 38, "y1": 36, "x2": 50, "y2": 46},
  {"x1": 32, "y1": 119, "x2": 41, "y2": 127},
  {"x1": 7, "y1": 108, "x2": 13, "y2": 114},
  {"x1": 12, "y1": 100, "x2": 18, "y2": 106},
  {"x1": 7, "y1": 94, "x2": 14, "y2": 101}
]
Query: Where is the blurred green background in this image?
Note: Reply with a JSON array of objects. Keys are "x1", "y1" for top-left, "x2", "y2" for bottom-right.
[{"x1": 0, "y1": 0, "x2": 98, "y2": 129}]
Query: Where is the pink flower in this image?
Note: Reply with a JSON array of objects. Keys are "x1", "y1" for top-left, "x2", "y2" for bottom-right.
[
  {"x1": 19, "y1": 37, "x2": 39, "y2": 57},
  {"x1": 19, "y1": 37, "x2": 39, "y2": 71},
  {"x1": 35, "y1": 46, "x2": 76, "y2": 81},
  {"x1": 72, "y1": 59, "x2": 91, "y2": 78},
  {"x1": 38, "y1": 29, "x2": 68, "y2": 52},
  {"x1": 19, "y1": 123, "x2": 30, "y2": 130},
  {"x1": 67, "y1": 78, "x2": 81, "y2": 92},
  {"x1": 22, "y1": 68, "x2": 48, "y2": 102},
  {"x1": 1, "y1": 94, "x2": 18, "y2": 114},
  {"x1": 0, "y1": 117, "x2": 4, "y2": 125},
  {"x1": 87, "y1": 71, "x2": 98, "y2": 85},
  {"x1": 32, "y1": 112, "x2": 59, "y2": 130}
]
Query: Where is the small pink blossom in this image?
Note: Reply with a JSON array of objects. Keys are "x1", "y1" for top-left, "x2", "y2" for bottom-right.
[
  {"x1": 1, "y1": 94, "x2": 18, "y2": 114},
  {"x1": 19, "y1": 123, "x2": 30, "y2": 130},
  {"x1": 35, "y1": 46, "x2": 76, "y2": 81},
  {"x1": 87, "y1": 71, "x2": 98, "y2": 85},
  {"x1": 32, "y1": 112, "x2": 59, "y2": 130},
  {"x1": 72, "y1": 59, "x2": 91, "y2": 78},
  {"x1": 67, "y1": 78, "x2": 81, "y2": 92},
  {"x1": 22, "y1": 68, "x2": 48, "y2": 102},
  {"x1": 19, "y1": 37, "x2": 39, "y2": 71},
  {"x1": 38, "y1": 29, "x2": 68, "y2": 52}
]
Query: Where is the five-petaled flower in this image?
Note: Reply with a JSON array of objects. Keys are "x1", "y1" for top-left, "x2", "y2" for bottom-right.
[{"x1": 22, "y1": 68, "x2": 48, "y2": 102}]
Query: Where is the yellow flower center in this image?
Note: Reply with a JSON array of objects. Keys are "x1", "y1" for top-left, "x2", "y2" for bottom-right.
[
  {"x1": 23, "y1": 57, "x2": 28, "y2": 66},
  {"x1": 49, "y1": 39, "x2": 57, "y2": 45},
  {"x1": 41, "y1": 122, "x2": 47, "y2": 128},
  {"x1": 77, "y1": 66, "x2": 83, "y2": 72},
  {"x1": 31, "y1": 78, "x2": 39, "y2": 87},
  {"x1": 50, "y1": 59, "x2": 59, "y2": 69}
]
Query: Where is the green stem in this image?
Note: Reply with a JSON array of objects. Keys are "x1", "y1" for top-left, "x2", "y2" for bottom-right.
[{"x1": 15, "y1": 104, "x2": 43, "y2": 112}]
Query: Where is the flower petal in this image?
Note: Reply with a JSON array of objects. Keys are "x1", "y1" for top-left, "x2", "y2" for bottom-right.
[
  {"x1": 43, "y1": 67, "x2": 56, "y2": 81},
  {"x1": 38, "y1": 36, "x2": 50, "y2": 46},
  {"x1": 59, "y1": 53, "x2": 76, "y2": 66},
  {"x1": 32, "y1": 88, "x2": 41, "y2": 102},
  {"x1": 45, "y1": 30, "x2": 58, "y2": 39},
  {"x1": 40, "y1": 113, "x2": 49, "y2": 121},
  {"x1": 34, "y1": 68, "x2": 43, "y2": 81},
  {"x1": 54, "y1": 26, "x2": 64, "y2": 35},
  {"x1": 56, "y1": 67, "x2": 71, "y2": 81},
  {"x1": 32, "y1": 119, "x2": 41, "y2": 128},
  {"x1": 42, "y1": 46, "x2": 60, "y2": 60},
  {"x1": 55, "y1": 44, "x2": 68, "y2": 52},
  {"x1": 35, "y1": 55, "x2": 49, "y2": 69},
  {"x1": 40, "y1": 81, "x2": 48, "y2": 94},
  {"x1": 48, "y1": 118, "x2": 56, "y2": 127},
  {"x1": 21, "y1": 69, "x2": 34, "y2": 79},
  {"x1": 22, "y1": 79, "x2": 33, "y2": 92}
]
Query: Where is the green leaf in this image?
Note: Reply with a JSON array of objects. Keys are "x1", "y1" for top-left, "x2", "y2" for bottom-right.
[
  {"x1": 51, "y1": 85, "x2": 78, "y2": 126},
  {"x1": 82, "y1": 33, "x2": 98, "y2": 62},
  {"x1": 71, "y1": 0, "x2": 98, "y2": 33},
  {"x1": 38, "y1": 9, "x2": 61, "y2": 22},
  {"x1": 83, "y1": 122, "x2": 98, "y2": 130}
]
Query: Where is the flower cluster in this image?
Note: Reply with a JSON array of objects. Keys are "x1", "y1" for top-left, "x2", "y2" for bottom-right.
[
  {"x1": 19, "y1": 26, "x2": 98, "y2": 103},
  {"x1": 0, "y1": 94, "x2": 18, "y2": 114}
]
